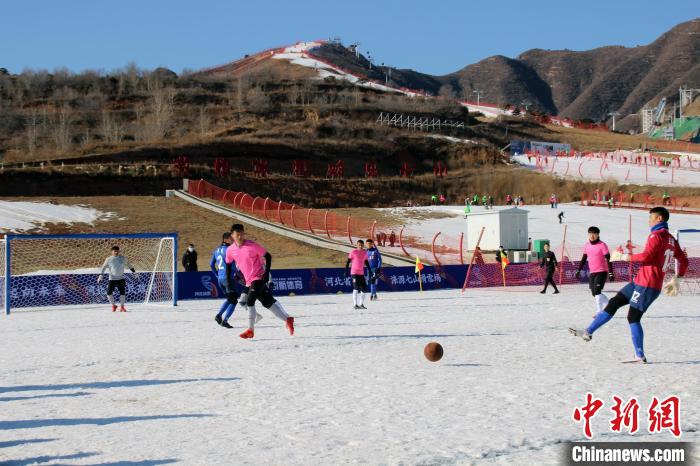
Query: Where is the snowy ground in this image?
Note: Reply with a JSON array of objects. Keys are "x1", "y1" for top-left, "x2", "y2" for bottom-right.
[
  {"x1": 511, "y1": 155, "x2": 700, "y2": 188},
  {"x1": 382, "y1": 204, "x2": 700, "y2": 255},
  {"x1": 0, "y1": 201, "x2": 110, "y2": 234},
  {"x1": 1, "y1": 286, "x2": 699, "y2": 465}
]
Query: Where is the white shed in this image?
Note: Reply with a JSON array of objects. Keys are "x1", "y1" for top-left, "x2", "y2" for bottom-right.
[{"x1": 466, "y1": 208, "x2": 529, "y2": 250}]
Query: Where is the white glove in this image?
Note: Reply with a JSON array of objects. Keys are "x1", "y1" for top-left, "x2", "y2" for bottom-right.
[
  {"x1": 662, "y1": 276, "x2": 680, "y2": 296},
  {"x1": 97, "y1": 275, "x2": 103, "y2": 283}
]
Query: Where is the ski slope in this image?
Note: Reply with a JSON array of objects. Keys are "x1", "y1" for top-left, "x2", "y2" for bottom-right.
[
  {"x1": 511, "y1": 155, "x2": 700, "y2": 188},
  {"x1": 1, "y1": 287, "x2": 698, "y2": 464}
]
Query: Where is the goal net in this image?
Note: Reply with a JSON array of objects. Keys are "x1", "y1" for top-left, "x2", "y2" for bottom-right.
[
  {"x1": 2, "y1": 233, "x2": 177, "y2": 314},
  {"x1": 677, "y1": 229, "x2": 700, "y2": 295}
]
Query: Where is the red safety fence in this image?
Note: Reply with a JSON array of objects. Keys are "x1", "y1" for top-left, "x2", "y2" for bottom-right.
[{"x1": 187, "y1": 179, "x2": 469, "y2": 265}]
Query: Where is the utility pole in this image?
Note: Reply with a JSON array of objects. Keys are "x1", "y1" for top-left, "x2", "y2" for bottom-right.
[
  {"x1": 608, "y1": 111, "x2": 621, "y2": 131},
  {"x1": 472, "y1": 89, "x2": 484, "y2": 106}
]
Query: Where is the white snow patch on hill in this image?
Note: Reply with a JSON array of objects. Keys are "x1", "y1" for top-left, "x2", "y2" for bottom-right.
[{"x1": 0, "y1": 201, "x2": 109, "y2": 233}]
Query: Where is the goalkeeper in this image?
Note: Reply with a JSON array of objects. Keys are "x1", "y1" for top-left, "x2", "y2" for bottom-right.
[
  {"x1": 98, "y1": 245, "x2": 136, "y2": 312},
  {"x1": 569, "y1": 207, "x2": 688, "y2": 362}
]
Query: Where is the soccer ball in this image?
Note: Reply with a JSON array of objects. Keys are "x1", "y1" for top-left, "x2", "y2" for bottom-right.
[{"x1": 424, "y1": 342, "x2": 443, "y2": 362}]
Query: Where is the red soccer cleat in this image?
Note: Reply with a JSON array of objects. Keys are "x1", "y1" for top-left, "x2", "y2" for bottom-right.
[
  {"x1": 111, "y1": 304, "x2": 118, "y2": 312},
  {"x1": 119, "y1": 306, "x2": 128, "y2": 312},
  {"x1": 286, "y1": 317, "x2": 295, "y2": 336},
  {"x1": 239, "y1": 328, "x2": 254, "y2": 339}
]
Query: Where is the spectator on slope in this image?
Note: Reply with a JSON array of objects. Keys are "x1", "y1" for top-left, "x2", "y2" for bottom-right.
[
  {"x1": 182, "y1": 243, "x2": 198, "y2": 272},
  {"x1": 473, "y1": 246, "x2": 485, "y2": 265},
  {"x1": 495, "y1": 246, "x2": 507, "y2": 264},
  {"x1": 464, "y1": 200, "x2": 471, "y2": 218},
  {"x1": 558, "y1": 211, "x2": 565, "y2": 224}
]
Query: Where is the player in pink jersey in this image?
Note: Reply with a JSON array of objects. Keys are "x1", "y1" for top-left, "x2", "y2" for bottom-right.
[
  {"x1": 570, "y1": 207, "x2": 689, "y2": 363},
  {"x1": 575, "y1": 226, "x2": 614, "y2": 314},
  {"x1": 345, "y1": 240, "x2": 371, "y2": 310},
  {"x1": 225, "y1": 224, "x2": 294, "y2": 339}
]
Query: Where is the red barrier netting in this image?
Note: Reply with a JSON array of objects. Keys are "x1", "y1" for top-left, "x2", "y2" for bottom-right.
[{"x1": 186, "y1": 179, "x2": 467, "y2": 264}]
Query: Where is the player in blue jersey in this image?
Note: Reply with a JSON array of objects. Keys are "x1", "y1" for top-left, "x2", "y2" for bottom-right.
[
  {"x1": 366, "y1": 238, "x2": 382, "y2": 301},
  {"x1": 210, "y1": 232, "x2": 241, "y2": 329}
]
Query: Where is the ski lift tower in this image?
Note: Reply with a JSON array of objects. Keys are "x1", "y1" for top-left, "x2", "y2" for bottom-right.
[{"x1": 608, "y1": 111, "x2": 621, "y2": 131}]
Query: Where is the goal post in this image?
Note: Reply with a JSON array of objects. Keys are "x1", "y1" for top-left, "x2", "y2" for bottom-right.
[{"x1": 2, "y1": 232, "x2": 178, "y2": 314}]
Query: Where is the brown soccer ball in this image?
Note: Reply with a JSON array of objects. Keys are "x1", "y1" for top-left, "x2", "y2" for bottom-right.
[{"x1": 424, "y1": 342, "x2": 443, "y2": 362}]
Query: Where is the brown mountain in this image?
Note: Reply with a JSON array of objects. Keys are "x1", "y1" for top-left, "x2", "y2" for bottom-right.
[{"x1": 314, "y1": 18, "x2": 700, "y2": 122}]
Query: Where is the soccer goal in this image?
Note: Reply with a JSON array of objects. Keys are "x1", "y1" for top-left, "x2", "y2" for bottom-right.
[
  {"x1": 676, "y1": 229, "x2": 700, "y2": 295},
  {"x1": 2, "y1": 233, "x2": 178, "y2": 314}
]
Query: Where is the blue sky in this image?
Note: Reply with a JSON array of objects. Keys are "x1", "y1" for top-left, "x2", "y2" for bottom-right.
[{"x1": 1, "y1": 1, "x2": 696, "y2": 75}]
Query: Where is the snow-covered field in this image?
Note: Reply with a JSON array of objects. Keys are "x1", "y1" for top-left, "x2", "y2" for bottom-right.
[
  {"x1": 383, "y1": 204, "x2": 700, "y2": 255},
  {"x1": 0, "y1": 201, "x2": 109, "y2": 234},
  {"x1": 1, "y1": 287, "x2": 698, "y2": 465},
  {"x1": 512, "y1": 155, "x2": 700, "y2": 188}
]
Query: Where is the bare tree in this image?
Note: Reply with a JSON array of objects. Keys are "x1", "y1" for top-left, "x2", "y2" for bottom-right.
[
  {"x1": 301, "y1": 80, "x2": 314, "y2": 106},
  {"x1": 101, "y1": 109, "x2": 124, "y2": 144},
  {"x1": 198, "y1": 105, "x2": 211, "y2": 137},
  {"x1": 26, "y1": 108, "x2": 39, "y2": 156},
  {"x1": 439, "y1": 84, "x2": 456, "y2": 99},
  {"x1": 236, "y1": 77, "x2": 249, "y2": 117},
  {"x1": 142, "y1": 82, "x2": 174, "y2": 141},
  {"x1": 246, "y1": 87, "x2": 271, "y2": 113},
  {"x1": 288, "y1": 85, "x2": 301, "y2": 106},
  {"x1": 51, "y1": 104, "x2": 73, "y2": 153},
  {"x1": 80, "y1": 128, "x2": 92, "y2": 148}
]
